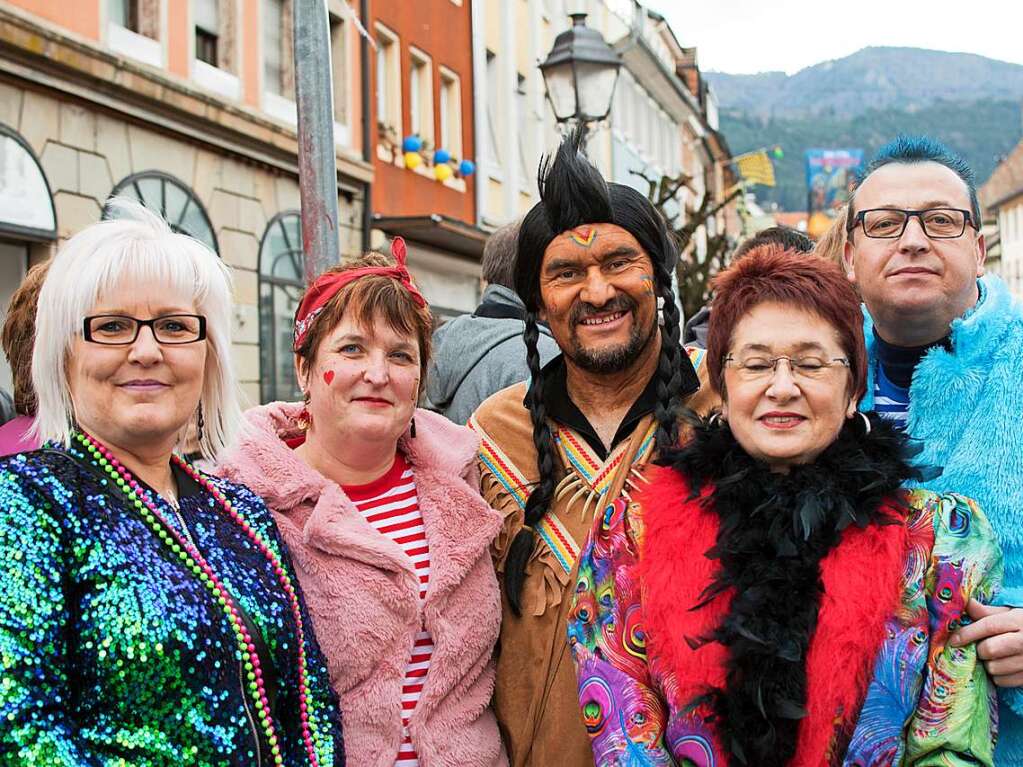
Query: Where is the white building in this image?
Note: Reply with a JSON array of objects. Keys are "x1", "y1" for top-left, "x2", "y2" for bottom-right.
[
  {"x1": 980, "y1": 138, "x2": 1023, "y2": 299},
  {"x1": 471, "y1": 0, "x2": 737, "y2": 269}
]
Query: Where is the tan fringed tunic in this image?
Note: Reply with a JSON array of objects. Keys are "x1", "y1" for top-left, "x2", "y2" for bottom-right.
[{"x1": 469, "y1": 348, "x2": 718, "y2": 767}]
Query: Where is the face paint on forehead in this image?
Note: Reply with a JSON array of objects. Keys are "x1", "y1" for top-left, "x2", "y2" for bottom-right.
[{"x1": 567, "y1": 226, "x2": 597, "y2": 248}]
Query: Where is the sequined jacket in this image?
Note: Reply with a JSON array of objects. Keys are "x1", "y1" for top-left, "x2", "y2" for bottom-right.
[{"x1": 0, "y1": 445, "x2": 345, "y2": 767}]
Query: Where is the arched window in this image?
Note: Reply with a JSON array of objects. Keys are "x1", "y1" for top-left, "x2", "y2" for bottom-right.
[
  {"x1": 0, "y1": 123, "x2": 56, "y2": 396},
  {"x1": 104, "y1": 171, "x2": 218, "y2": 254},
  {"x1": 259, "y1": 211, "x2": 304, "y2": 403},
  {"x1": 0, "y1": 123, "x2": 57, "y2": 240}
]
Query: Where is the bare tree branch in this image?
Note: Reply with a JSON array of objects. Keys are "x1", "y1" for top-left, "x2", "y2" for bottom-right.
[
  {"x1": 636, "y1": 168, "x2": 743, "y2": 318},
  {"x1": 661, "y1": 183, "x2": 743, "y2": 319}
]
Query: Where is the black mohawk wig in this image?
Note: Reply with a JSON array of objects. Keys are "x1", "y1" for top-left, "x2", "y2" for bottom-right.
[
  {"x1": 514, "y1": 125, "x2": 677, "y2": 313},
  {"x1": 502, "y1": 125, "x2": 698, "y2": 617}
]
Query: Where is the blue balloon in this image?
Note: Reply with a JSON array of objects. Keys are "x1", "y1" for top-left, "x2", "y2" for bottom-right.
[
  {"x1": 402, "y1": 135, "x2": 423, "y2": 152},
  {"x1": 458, "y1": 159, "x2": 476, "y2": 177}
]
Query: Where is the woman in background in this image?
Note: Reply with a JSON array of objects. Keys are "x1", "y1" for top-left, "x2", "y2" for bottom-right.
[{"x1": 0, "y1": 261, "x2": 48, "y2": 455}]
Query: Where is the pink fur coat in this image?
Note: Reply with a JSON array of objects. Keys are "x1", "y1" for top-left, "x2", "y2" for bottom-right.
[{"x1": 217, "y1": 403, "x2": 507, "y2": 767}]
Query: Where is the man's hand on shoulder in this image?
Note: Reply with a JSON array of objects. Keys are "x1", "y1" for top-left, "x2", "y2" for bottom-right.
[{"x1": 952, "y1": 599, "x2": 1023, "y2": 686}]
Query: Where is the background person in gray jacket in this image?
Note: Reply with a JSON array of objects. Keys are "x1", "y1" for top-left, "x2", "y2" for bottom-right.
[{"x1": 427, "y1": 221, "x2": 559, "y2": 424}]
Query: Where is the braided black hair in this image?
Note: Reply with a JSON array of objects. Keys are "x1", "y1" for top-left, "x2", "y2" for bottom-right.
[
  {"x1": 502, "y1": 313, "x2": 560, "y2": 616},
  {"x1": 651, "y1": 247, "x2": 684, "y2": 449},
  {"x1": 503, "y1": 127, "x2": 694, "y2": 615}
]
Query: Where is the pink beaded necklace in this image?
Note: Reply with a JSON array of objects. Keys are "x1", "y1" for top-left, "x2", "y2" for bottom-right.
[{"x1": 74, "y1": 431, "x2": 323, "y2": 767}]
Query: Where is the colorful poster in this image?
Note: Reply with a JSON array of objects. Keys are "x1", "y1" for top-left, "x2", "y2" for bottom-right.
[{"x1": 805, "y1": 149, "x2": 864, "y2": 214}]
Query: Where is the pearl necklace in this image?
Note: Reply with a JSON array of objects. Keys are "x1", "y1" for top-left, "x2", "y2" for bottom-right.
[{"x1": 73, "y1": 431, "x2": 323, "y2": 767}]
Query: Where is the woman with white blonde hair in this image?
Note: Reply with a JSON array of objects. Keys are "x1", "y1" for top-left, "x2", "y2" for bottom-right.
[{"x1": 0, "y1": 201, "x2": 345, "y2": 766}]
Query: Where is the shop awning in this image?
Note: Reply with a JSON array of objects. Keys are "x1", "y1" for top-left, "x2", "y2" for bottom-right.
[{"x1": 371, "y1": 213, "x2": 487, "y2": 260}]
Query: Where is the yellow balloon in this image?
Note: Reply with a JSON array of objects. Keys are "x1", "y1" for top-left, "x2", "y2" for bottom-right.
[
  {"x1": 434, "y1": 163, "x2": 453, "y2": 182},
  {"x1": 404, "y1": 151, "x2": 423, "y2": 170}
]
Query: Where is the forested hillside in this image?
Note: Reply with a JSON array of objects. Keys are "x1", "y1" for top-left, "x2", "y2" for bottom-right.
[{"x1": 706, "y1": 48, "x2": 1023, "y2": 210}]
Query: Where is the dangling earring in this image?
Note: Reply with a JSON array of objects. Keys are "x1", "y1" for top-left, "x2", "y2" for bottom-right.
[
  {"x1": 297, "y1": 392, "x2": 311, "y2": 430},
  {"x1": 857, "y1": 411, "x2": 872, "y2": 435},
  {"x1": 196, "y1": 401, "x2": 205, "y2": 442},
  {"x1": 410, "y1": 418, "x2": 417, "y2": 438},
  {"x1": 708, "y1": 412, "x2": 725, "y2": 428}
]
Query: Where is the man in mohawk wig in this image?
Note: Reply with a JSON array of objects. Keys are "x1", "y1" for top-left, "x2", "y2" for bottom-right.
[{"x1": 469, "y1": 128, "x2": 718, "y2": 765}]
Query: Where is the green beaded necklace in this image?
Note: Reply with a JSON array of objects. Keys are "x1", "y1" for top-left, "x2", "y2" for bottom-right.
[{"x1": 74, "y1": 431, "x2": 324, "y2": 767}]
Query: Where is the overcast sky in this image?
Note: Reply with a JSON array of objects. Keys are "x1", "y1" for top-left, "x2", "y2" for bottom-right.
[{"x1": 648, "y1": 1, "x2": 1023, "y2": 75}]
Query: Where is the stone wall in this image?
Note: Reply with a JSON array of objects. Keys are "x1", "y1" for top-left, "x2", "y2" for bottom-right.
[{"x1": 0, "y1": 79, "x2": 365, "y2": 407}]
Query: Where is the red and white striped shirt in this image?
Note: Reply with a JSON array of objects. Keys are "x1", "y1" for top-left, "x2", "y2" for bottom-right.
[{"x1": 344, "y1": 453, "x2": 432, "y2": 767}]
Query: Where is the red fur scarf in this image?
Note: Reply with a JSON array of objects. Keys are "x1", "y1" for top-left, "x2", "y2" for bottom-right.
[{"x1": 638, "y1": 416, "x2": 916, "y2": 765}]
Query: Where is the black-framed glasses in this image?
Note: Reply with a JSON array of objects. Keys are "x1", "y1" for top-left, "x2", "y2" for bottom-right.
[
  {"x1": 847, "y1": 207, "x2": 977, "y2": 239},
  {"x1": 83, "y1": 314, "x2": 207, "y2": 345},
  {"x1": 723, "y1": 354, "x2": 850, "y2": 382}
]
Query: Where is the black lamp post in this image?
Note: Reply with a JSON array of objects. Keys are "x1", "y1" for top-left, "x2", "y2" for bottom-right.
[{"x1": 539, "y1": 12, "x2": 622, "y2": 126}]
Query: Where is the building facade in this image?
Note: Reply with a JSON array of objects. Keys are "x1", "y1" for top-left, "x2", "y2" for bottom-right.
[
  {"x1": 368, "y1": 0, "x2": 484, "y2": 319},
  {"x1": 0, "y1": 0, "x2": 372, "y2": 404},
  {"x1": 471, "y1": 0, "x2": 738, "y2": 292},
  {"x1": 471, "y1": 0, "x2": 564, "y2": 227},
  {"x1": 0, "y1": 0, "x2": 738, "y2": 405},
  {"x1": 980, "y1": 137, "x2": 1023, "y2": 299},
  {"x1": 606, "y1": 7, "x2": 737, "y2": 265}
]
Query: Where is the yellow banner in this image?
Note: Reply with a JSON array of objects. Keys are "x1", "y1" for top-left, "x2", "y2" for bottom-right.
[{"x1": 736, "y1": 151, "x2": 776, "y2": 187}]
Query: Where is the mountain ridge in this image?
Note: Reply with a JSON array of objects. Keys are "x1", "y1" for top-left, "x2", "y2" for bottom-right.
[
  {"x1": 706, "y1": 46, "x2": 1023, "y2": 119},
  {"x1": 705, "y1": 47, "x2": 1023, "y2": 211}
]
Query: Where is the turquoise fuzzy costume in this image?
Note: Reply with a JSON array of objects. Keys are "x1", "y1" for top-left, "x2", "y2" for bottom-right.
[{"x1": 861, "y1": 273, "x2": 1023, "y2": 759}]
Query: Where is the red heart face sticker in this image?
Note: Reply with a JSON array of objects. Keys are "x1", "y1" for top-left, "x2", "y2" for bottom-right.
[{"x1": 323, "y1": 370, "x2": 335, "y2": 386}]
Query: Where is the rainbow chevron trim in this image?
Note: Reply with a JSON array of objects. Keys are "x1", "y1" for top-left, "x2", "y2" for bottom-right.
[
  {"x1": 536, "y1": 513, "x2": 577, "y2": 575},
  {"x1": 686, "y1": 345, "x2": 707, "y2": 374},
  {"x1": 469, "y1": 421, "x2": 529, "y2": 510},
  {"x1": 555, "y1": 421, "x2": 657, "y2": 498},
  {"x1": 470, "y1": 418, "x2": 580, "y2": 575},
  {"x1": 556, "y1": 428, "x2": 601, "y2": 479}
]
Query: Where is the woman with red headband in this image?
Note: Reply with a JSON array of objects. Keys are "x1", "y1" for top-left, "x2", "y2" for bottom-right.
[{"x1": 218, "y1": 240, "x2": 507, "y2": 767}]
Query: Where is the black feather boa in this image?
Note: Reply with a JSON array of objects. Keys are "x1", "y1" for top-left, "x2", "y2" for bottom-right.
[{"x1": 659, "y1": 412, "x2": 922, "y2": 766}]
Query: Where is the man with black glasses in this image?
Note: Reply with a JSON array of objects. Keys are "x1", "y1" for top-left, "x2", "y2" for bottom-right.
[{"x1": 843, "y1": 136, "x2": 1023, "y2": 760}]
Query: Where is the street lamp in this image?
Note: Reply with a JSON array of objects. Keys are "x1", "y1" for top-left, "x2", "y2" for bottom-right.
[{"x1": 539, "y1": 12, "x2": 622, "y2": 126}]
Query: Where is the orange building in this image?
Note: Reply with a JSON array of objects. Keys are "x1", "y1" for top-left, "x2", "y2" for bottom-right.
[
  {"x1": 0, "y1": 0, "x2": 372, "y2": 404},
  {"x1": 368, "y1": 0, "x2": 485, "y2": 318}
]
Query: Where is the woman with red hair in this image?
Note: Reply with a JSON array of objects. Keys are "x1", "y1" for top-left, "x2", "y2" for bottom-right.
[{"x1": 568, "y1": 245, "x2": 1002, "y2": 765}]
